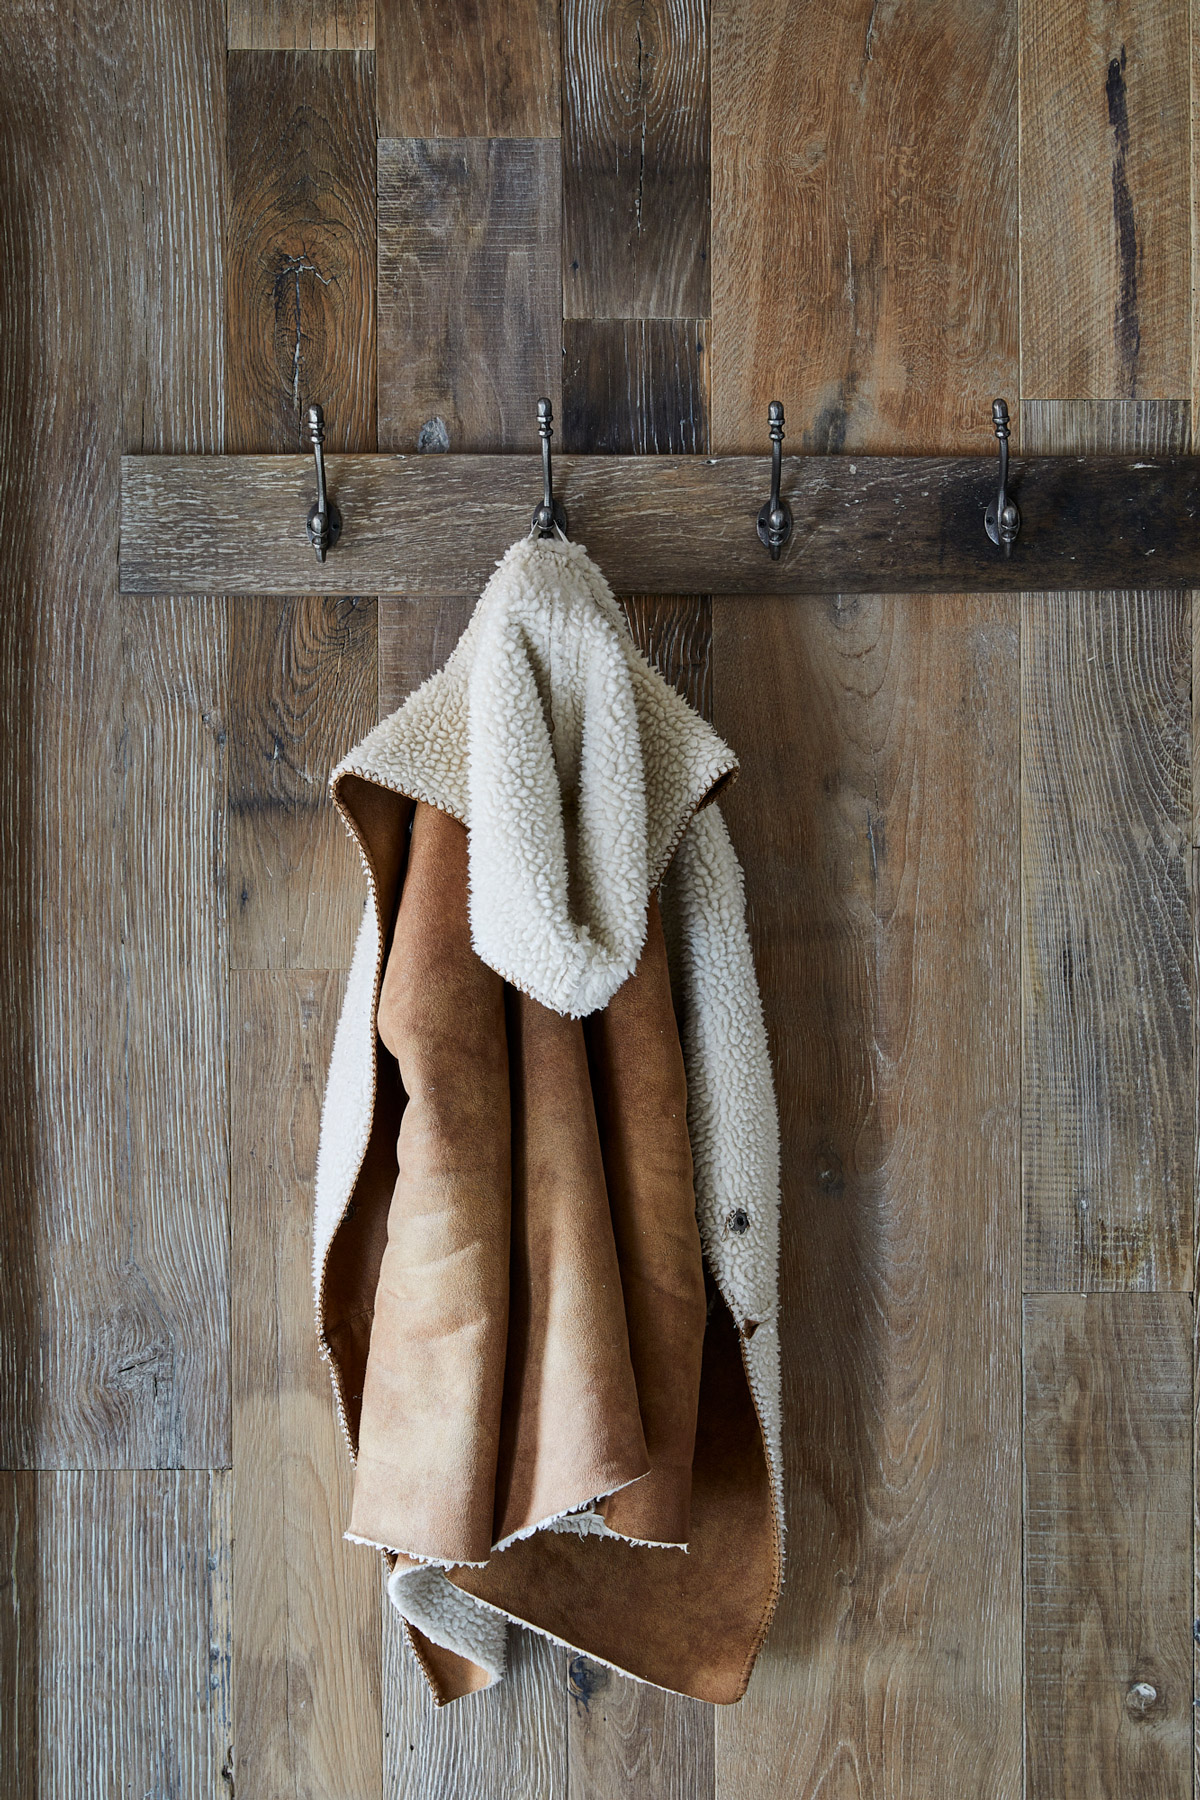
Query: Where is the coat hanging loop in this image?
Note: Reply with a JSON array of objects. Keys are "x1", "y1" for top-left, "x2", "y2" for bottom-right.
[
  {"x1": 305, "y1": 404, "x2": 342, "y2": 563},
  {"x1": 984, "y1": 398, "x2": 1020, "y2": 555},
  {"x1": 531, "y1": 398, "x2": 569, "y2": 539},
  {"x1": 756, "y1": 401, "x2": 793, "y2": 560}
]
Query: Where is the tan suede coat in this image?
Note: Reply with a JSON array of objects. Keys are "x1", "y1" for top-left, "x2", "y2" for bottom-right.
[{"x1": 313, "y1": 536, "x2": 782, "y2": 1704}]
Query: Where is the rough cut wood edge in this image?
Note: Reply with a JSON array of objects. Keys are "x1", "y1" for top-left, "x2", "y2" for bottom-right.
[
  {"x1": 120, "y1": 452, "x2": 1200, "y2": 596},
  {"x1": 1026, "y1": 1294, "x2": 1192, "y2": 1800}
]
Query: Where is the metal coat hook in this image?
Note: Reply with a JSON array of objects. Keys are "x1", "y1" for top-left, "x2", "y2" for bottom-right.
[
  {"x1": 984, "y1": 398, "x2": 1020, "y2": 555},
  {"x1": 306, "y1": 404, "x2": 342, "y2": 562},
  {"x1": 757, "y1": 400, "x2": 793, "y2": 559},
  {"x1": 531, "y1": 397, "x2": 569, "y2": 539}
]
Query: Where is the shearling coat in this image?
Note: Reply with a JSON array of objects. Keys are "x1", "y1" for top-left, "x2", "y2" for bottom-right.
[{"x1": 313, "y1": 534, "x2": 783, "y2": 1705}]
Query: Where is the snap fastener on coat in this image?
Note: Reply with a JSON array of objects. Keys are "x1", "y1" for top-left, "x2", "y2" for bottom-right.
[{"x1": 727, "y1": 1208, "x2": 751, "y2": 1234}]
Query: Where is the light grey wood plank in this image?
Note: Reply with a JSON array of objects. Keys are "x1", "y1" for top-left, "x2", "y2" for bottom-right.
[
  {"x1": 1027, "y1": 1294, "x2": 1192, "y2": 1800},
  {"x1": 1022, "y1": 399, "x2": 1191, "y2": 455}
]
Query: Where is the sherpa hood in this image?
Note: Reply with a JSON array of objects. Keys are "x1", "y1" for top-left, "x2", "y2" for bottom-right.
[{"x1": 331, "y1": 533, "x2": 739, "y2": 1017}]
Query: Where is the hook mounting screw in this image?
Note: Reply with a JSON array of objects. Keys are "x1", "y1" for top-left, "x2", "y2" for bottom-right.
[
  {"x1": 984, "y1": 398, "x2": 1020, "y2": 555},
  {"x1": 531, "y1": 398, "x2": 569, "y2": 539},
  {"x1": 306, "y1": 404, "x2": 342, "y2": 563},
  {"x1": 757, "y1": 401, "x2": 793, "y2": 560}
]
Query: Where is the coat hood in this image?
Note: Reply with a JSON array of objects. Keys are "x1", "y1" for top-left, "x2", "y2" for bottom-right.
[{"x1": 332, "y1": 533, "x2": 739, "y2": 1017}]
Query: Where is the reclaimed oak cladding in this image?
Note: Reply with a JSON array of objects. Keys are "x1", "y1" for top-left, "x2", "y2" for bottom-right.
[
  {"x1": 230, "y1": 971, "x2": 384, "y2": 1797},
  {"x1": 1020, "y1": 0, "x2": 1191, "y2": 400},
  {"x1": 376, "y1": 0, "x2": 560, "y2": 138},
  {"x1": 0, "y1": 0, "x2": 229, "y2": 1478},
  {"x1": 712, "y1": 592, "x2": 1024, "y2": 1800},
  {"x1": 562, "y1": 0, "x2": 709, "y2": 319},
  {"x1": 376, "y1": 137, "x2": 562, "y2": 454},
  {"x1": 562, "y1": 320, "x2": 709, "y2": 456},
  {"x1": 225, "y1": 50, "x2": 378, "y2": 972},
  {"x1": 227, "y1": 0, "x2": 372, "y2": 49},
  {"x1": 711, "y1": 0, "x2": 1018, "y2": 454},
  {"x1": 1025, "y1": 1294, "x2": 1193, "y2": 1800}
]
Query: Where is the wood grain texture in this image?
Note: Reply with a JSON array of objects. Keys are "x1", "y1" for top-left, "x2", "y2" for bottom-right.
[
  {"x1": 712, "y1": 593, "x2": 1023, "y2": 1800},
  {"x1": 1026, "y1": 1293, "x2": 1193, "y2": 1800},
  {"x1": 567, "y1": 1653, "x2": 714, "y2": 1800},
  {"x1": 1021, "y1": 0, "x2": 1190, "y2": 400},
  {"x1": 376, "y1": 0, "x2": 559, "y2": 138},
  {"x1": 226, "y1": 49, "x2": 378, "y2": 971},
  {"x1": 377, "y1": 138, "x2": 562, "y2": 453},
  {"x1": 1022, "y1": 399, "x2": 1191, "y2": 455},
  {"x1": 563, "y1": 320, "x2": 709, "y2": 455},
  {"x1": 379, "y1": 597, "x2": 475, "y2": 713},
  {"x1": 563, "y1": 0, "x2": 709, "y2": 319},
  {"x1": 1, "y1": 1470, "x2": 233, "y2": 1797},
  {"x1": 384, "y1": 1607, "x2": 566, "y2": 1799},
  {"x1": 226, "y1": 50, "x2": 377, "y2": 457},
  {"x1": 1022, "y1": 591, "x2": 1191, "y2": 1291},
  {"x1": 228, "y1": 0, "x2": 372, "y2": 48},
  {"x1": 228, "y1": 596, "x2": 377, "y2": 969},
  {"x1": 231, "y1": 971, "x2": 384, "y2": 1798},
  {"x1": 121, "y1": 449, "x2": 1200, "y2": 597},
  {"x1": 0, "y1": 0, "x2": 229, "y2": 1470},
  {"x1": 710, "y1": 0, "x2": 1018, "y2": 454}
]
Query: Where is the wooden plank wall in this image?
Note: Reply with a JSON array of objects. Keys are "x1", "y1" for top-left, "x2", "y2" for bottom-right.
[{"x1": 0, "y1": 0, "x2": 1197, "y2": 1797}]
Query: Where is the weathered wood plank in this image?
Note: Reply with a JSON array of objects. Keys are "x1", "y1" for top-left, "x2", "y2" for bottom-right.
[
  {"x1": 228, "y1": 0, "x2": 373, "y2": 50},
  {"x1": 226, "y1": 49, "x2": 378, "y2": 971},
  {"x1": 712, "y1": 592, "x2": 1023, "y2": 1799},
  {"x1": 1026, "y1": 1293, "x2": 1192, "y2": 1800},
  {"x1": 376, "y1": 0, "x2": 559, "y2": 138},
  {"x1": 1021, "y1": 0, "x2": 1190, "y2": 400},
  {"x1": 121, "y1": 450, "x2": 1200, "y2": 596},
  {"x1": 563, "y1": 320, "x2": 709, "y2": 455},
  {"x1": 1022, "y1": 590, "x2": 1191, "y2": 1291},
  {"x1": 231, "y1": 971, "x2": 384, "y2": 1799},
  {"x1": 567, "y1": 1654, "x2": 714, "y2": 1800},
  {"x1": 0, "y1": 1470, "x2": 233, "y2": 1798},
  {"x1": 226, "y1": 50, "x2": 376, "y2": 457},
  {"x1": 379, "y1": 597, "x2": 475, "y2": 714},
  {"x1": 0, "y1": 0, "x2": 228, "y2": 1470},
  {"x1": 563, "y1": 0, "x2": 708, "y2": 319},
  {"x1": 228, "y1": 595, "x2": 377, "y2": 970},
  {"x1": 384, "y1": 1609, "x2": 566, "y2": 1800},
  {"x1": 1022, "y1": 399, "x2": 1191, "y2": 456},
  {"x1": 377, "y1": 138, "x2": 562, "y2": 453},
  {"x1": 711, "y1": 0, "x2": 1018, "y2": 453}
]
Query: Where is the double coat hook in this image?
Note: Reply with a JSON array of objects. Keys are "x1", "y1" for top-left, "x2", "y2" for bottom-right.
[
  {"x1": 757, "y1": 401, "x2": 793, "y2": 559},
  {"x1": 306, "y1": 404, "x2": 342, "y2": 562},
  {"x1": 531, "y1": 398, "x2": 569, "y2": 539}
]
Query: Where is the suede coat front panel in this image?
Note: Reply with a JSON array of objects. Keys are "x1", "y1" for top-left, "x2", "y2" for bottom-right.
[{"x1": 313, "y1": 535, "x2": 783, "y2": 1706}]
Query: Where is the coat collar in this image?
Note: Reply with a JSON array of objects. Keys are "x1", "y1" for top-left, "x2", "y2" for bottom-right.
[{"x1": 332, "y1": 534, "x2": 738, "y2": 1017}]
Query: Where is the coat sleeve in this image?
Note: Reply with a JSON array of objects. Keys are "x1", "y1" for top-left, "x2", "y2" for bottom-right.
[{"x1": 659, "y1": 802, "x2": 785, "y2": 1543}]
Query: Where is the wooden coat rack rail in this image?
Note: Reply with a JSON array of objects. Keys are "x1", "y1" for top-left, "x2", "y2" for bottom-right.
[{"x1": 119, "y1": 450, "x2": 1200, "y2": 597}]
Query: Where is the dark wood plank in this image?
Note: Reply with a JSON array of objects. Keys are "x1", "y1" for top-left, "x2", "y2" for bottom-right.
[
  {"x1": 231, "y1": 972, "x2": 384, "y2": 1798},
  {"x1": 227, "y1": 0, "x2": 372, "y2": 49},
  {"x1": 0, "y1": 0, "x2": 229, "y2": 1470},
  {"x1": 226, "y1": 50, "x2": 376, "y2": 458},
  {"x1": 563, "y1": 0, "x2": 709, "y2": 319},
  {"x1": 121, "y1": 450, "x2": 1200, "y2": 596},
  {"x1": 1020, "y1": 0, "x2": 1190, "y2": 400},
  {"x1": 228, "y1": 595, "x2": 377, "y2": 971},
  {"x1": 1022, "y1": 589, "x2": 1191, "y2": 1291},
  {"x1": 225, "y1": 49, "x2": 378, "y2": 972},
  {"x1": 380, "y1": 597, "x2": 476, "y2": 713},
  {"x1": 711, "y1": 0, "x2": 1018, "y2": 453},
  {"x1": 712, "y1": 592, "x2": 1023, "y2": 1798},
  {"x1": 376, "y1": 0, "x2": 559, "y2": 138},
  {"x1": 1, "y1": 1470, "x2": 233, "y2": 1797},
  {"x1": 563, "y1": 320, "x2": 709, "y2": 455},
  {"x1": 377, "y1": 138, "x2": 562, "y2": 453},
  {"x1": 1026, "y1": 1294, "x2": 1192, "y2": 1800}
]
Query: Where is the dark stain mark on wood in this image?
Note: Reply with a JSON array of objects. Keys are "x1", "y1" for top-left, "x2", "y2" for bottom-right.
[
  {"x1": 1105, "y1": 46, "x2": 1140, "y2": 395},
  {"x1": 567, "y1": 1655, "x2": 611, "y2": 1711}
]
